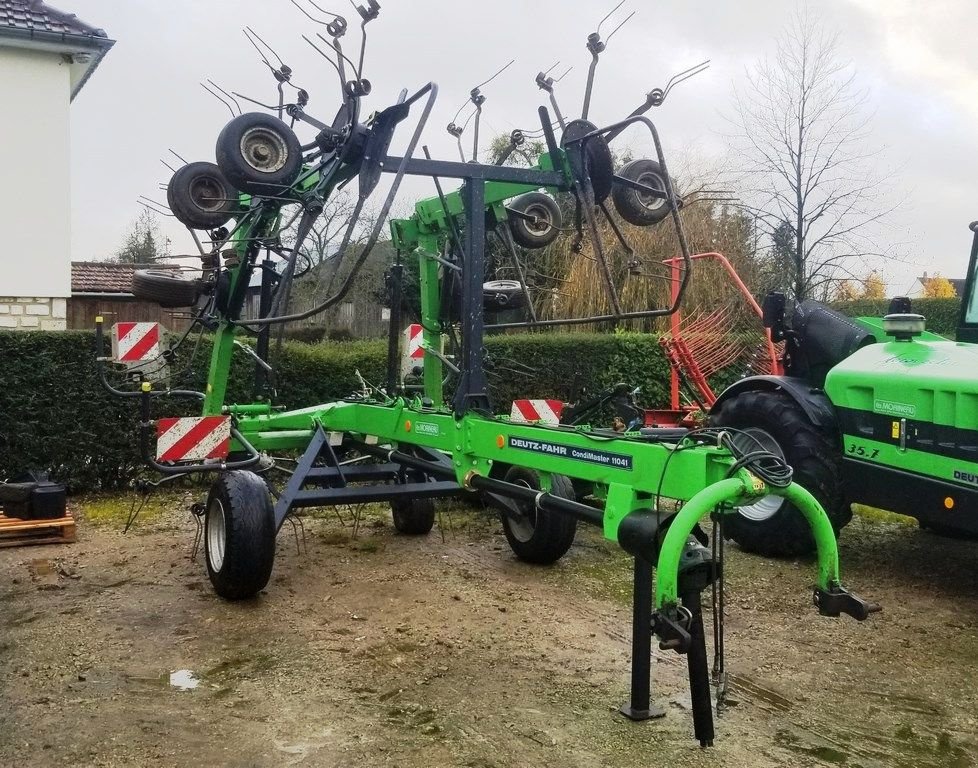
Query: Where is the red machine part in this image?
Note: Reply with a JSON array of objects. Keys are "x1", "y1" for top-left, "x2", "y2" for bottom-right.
[{"x1": 659, "y1": 252, "x2": 782, "y2": 419}]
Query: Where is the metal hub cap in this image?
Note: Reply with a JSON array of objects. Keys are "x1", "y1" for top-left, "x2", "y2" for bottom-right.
[
  {"x1": 189, "y1": 175, "x2": 225, "y2": 212},
  {"x1": 523, "y1": 203, "x2": 554, "y2": 236},
  {"x1": 206, "y1": 498, "x2": 227, "y2": 572},
  {"x1": 240, "y1": 127, "x2": 289, "y2": 174},
  {"x1": 732, "y1": 427, "x2": 786, "y2": 522},
  {"x1": 636, "y1": 171, "x2": 667, "y2": 211}
]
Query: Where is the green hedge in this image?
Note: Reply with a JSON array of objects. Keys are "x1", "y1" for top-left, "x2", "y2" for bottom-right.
[
  {"x1": 831, "y1": 297, "x2": 961, "y2": 338},
  {"x1": 0, "y1": 330, "x2": 730, "y2": 492}
]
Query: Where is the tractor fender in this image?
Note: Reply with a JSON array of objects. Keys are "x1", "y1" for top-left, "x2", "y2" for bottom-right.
[{"x1": 710, "y1": 376, "x2": 838, "y2": 432}]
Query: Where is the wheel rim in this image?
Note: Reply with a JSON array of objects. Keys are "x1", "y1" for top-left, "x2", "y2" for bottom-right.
[
  {"x1": 522, "y1": 203, "x2": 554, "y2": 237},
  {"x1": 731, "y1": 427, "x2": 787, "y2": 522},
  {"x1": 239, "y1": 126, "x2": 289, "y2": 174},
  {"x1": 635, "y1": 171, "x2": 667, "y2": 211},
  {"x1": 189, "y1": 175, "x2": 225, "y2": 212},
  {"x1": 206, "y1": 497, "x2": 227, "y2": 572},
  {"x1": 508, "y1": 479, "x2": 537, "y2": 542}
]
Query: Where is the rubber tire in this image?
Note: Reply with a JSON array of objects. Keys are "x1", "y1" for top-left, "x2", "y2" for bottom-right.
[
  {"x1": 204, "y1": 471, "x2": 276, "y2": 600},
  {"x1": 483, "y1": 279, "x2": 527, "y2": 312},
  {"x1": 507, "y1": 192, "x2": 562, "y2": 249},
  {"x1": 132, "y1": 269, "x2": 201, "y2": 308},
  {"x1": 391, "y1": 496, "x2": 436, "y2": 535},
  {"x1": 500, "y1": 466, "x2": 578, "y2": 564},
  {"x1": 612, "y1": 158, "x2": 672, "y2": 227},
  {"x1": 709, "y1": 390, "x2": 851, "y2": 557},
  {"x1": 166, "y1": 161, "x2": 238, "y2": 230},
  {"x1": 215, "y1": 112, "x2": 303, "y2": 197}
]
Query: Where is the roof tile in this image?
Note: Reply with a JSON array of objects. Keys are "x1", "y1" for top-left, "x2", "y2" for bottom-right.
[
  {"x1": 71, "y1": 261, "x2": 179, "y2": 294},
  {"x1": 0, "y1": 0, "x2": 107, "y2": 38}
]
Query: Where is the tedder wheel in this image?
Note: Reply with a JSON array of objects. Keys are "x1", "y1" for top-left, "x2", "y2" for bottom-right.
[
  {"x1": 215, "y1": 112, "x2": 303, "y2": 197},
  {"x1": 483, "y1": 279, "x2": 527, "y2": 312},
  {"x1": 391, "y1": 496, "x2": 436, "y2": 535},
  {"x1": 204, "y1": 470, "x2": 277, "y2": 600},
  {"x1": 612, "y1": 158, "x2": 672, "y2": 227},
  {"x1": 132, "y1": 269, "x2": 201, "y2": 308},
  {"x1": 507, "y1": 192, "x2": 562, "y2": 249},
  {"x1": 709, "y1": 390, "x2": 851, "y2": 557},
  {"x1": 166, "y1": 161, "x2": 239, "y2": 230},
  {"x1": 500, "y1": 466, "x2": 578, "y2": 564}
]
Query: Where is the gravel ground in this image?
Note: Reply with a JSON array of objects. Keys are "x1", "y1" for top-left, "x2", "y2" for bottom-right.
[{"x1": 0, "y1": 494, "x2": 976, "y2": 768}]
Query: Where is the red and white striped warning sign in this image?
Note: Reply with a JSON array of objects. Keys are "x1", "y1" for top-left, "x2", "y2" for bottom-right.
[
  {"x1": 406, "y1": 324, "x2": 424, "y2": 360},
  {"x1": 401, "y1": 323, "x2": 426, "y2": 376},
  {"x1": 112, "y1": 322, "x2": 162, "y2": 363},
  {"x1": 156, "y1": 416, "x2": 231, "y2": 462},
  {"x1": 510, "y1": 399, "x2": 565, "y2": 426}
]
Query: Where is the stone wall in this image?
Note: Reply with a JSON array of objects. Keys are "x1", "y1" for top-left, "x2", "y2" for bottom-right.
[{"x1": 0, "y1": 298, "x2": 68, "y2": 331}]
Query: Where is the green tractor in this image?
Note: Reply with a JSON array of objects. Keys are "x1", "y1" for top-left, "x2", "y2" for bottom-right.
[{"x1": 710, "y1": 221, "x2": 978, "y2": 556}]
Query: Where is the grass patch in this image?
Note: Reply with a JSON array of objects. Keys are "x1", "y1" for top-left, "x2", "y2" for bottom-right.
[
  {"x1": 76, "y1": 492, "x2": 176, "y2": 527},
  {"x1": 852, "y1": 503, "x2": 918, "y2": 527}
]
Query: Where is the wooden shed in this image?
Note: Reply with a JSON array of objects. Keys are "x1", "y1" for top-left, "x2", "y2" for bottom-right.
[{"x1": 68, "y1": 262, "x2": 193, "y2": 332}]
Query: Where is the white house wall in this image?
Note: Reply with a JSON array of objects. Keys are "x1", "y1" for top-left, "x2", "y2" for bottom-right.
[{"x1": 0, "y1": 45, "x2": 71, "y2": 299}]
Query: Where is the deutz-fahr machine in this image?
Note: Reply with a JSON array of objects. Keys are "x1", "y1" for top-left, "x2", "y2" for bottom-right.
[
  {"x1": 97, "y1": 1, "x2": 876, "y2": 747},
  {"x1": 711, "y1": 222, "x2": 978, "y2": 556}
]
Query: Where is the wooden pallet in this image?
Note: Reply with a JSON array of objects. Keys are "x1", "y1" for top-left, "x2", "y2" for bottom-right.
[{"x1": 0, "y1": 512, "x2": 76, "y2": 548}]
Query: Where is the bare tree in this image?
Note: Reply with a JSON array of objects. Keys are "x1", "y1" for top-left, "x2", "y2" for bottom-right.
[
  {"x1": 111, "y1": 209, "x2": 171, "y2": 264},
  {"x1": 727, "y1": 8, "x2": 893, "y2": 300}
]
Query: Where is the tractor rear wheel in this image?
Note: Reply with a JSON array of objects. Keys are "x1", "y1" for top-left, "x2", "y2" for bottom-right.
[
  {"x1": 204, "y1": 471, "x2": 277, "y2": 600},
  {"x1": 710, "y1": 390, "x2": 851, "y2": 557},
  {"x1": 500, "y1": 466, "x2": 578, "y2": 564}
]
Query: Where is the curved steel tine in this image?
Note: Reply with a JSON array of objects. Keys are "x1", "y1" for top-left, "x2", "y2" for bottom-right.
[
  {"x1": 452, "y1": 59, "x2": 515, "y2": 125},
  {"x1": 200, "y1": 82, "x2": 237, "y2": 118},
  {"x1": 290, "y1": 0, "x2": 339, "y2": 24},
  {"x1": 596, "y1": 0, "x2": 626, "y2": 36},
  {"x1": 244, "y1": 26, "x2": 285, "y2": 69},
  {"x1": 242, "y1": 27, "x2": 273, "y2": 70},
  {"x1": 555, "y1": 65, "x2": 573, "y2": 83},
  {"x1": 315, "y1": 32, "x2": 361, "y2": 80},
  {"x1": 542, "y1": 60, "x2": 560, "y2": 78},
  {"x1": 137, "y1": 197, "x2": 175, "y2": 218},
  {"x1": 169, "y1": 148, "x2": 188, "y2": 164},
  {"x1": 205, "y1": 81, "x2": 242, "y2": 115},
  {"x1": 474, "y1": 58, "x2": 515, "y2": 90},
  {"x1": 662, "y1": 59, "x2": 710, "y2": 99},
  {"x1": 232, "y1": 90, "x2": 283, "y2": 112},
  {"x1": 604, "y1": 10, "x2": 635, "y2": 44},
  {"x1": 450, "y1": 96, "x2": 471, "y2": 126},
  {"x1": 160, "y1": 159, "x2": 176, "y2": 173},
  {"x1": 302, "y1": 33, "x2": 343, "y2": 80},
  {"x1": 307, "y1": 0, "x2": 343, "y2": 19}
]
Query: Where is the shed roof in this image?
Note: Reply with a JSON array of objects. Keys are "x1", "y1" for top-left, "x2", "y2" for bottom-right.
[{"x1": 71, "y1": 262, "x2": 179, "y2": 295}]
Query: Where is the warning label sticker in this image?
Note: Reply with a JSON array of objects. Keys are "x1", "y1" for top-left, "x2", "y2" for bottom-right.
[{"x1": 507, "y1": 436, "x2": 633, "y2": 470}]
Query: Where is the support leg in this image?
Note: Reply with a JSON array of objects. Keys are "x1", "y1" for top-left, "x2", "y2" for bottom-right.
[
  {"x1": 681, "y1": 587, "x2": 715, "y2": 747},
  {"x1": 620, "y1": 556, "x2": 666, "y2": 720}
]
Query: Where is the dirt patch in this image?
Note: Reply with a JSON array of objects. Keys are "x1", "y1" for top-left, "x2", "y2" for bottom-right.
[{"x1": 1, "y1": 496, "x2": 976, "y2": 767}]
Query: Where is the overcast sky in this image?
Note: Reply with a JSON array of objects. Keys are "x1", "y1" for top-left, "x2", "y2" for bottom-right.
[{"x1": 65, "y1": 0, "x2": 977, "y2": 293}]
